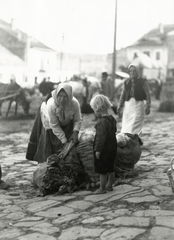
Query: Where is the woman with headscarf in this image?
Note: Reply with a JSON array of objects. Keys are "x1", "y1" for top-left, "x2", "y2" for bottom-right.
[
  {"x1": 117, "y1": 64, "x2": 151, "y2": 137},
  {"x1": 26, "y1": 83, "x2": 82, "y2": 163}
]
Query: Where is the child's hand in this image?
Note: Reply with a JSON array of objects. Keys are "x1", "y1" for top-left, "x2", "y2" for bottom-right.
[{"x1": 95, "y1": 152, "x2": 100, "y2": 159}]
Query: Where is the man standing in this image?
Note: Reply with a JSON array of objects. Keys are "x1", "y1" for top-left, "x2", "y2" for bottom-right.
[{"x1": 101, "y1": 72, "x2": 115, "y2": 101}]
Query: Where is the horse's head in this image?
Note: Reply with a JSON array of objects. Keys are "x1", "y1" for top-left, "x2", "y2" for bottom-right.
[{"x1": 18, "y1": 89, "x2": 31, "y2": 115}]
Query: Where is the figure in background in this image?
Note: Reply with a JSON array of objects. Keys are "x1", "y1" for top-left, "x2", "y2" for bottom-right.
[
  {"x1": 155, "y1": 77, "x2": 162, "y2": 100},
  {"x1": 87, "y1": 79, "x2": 102, "y2": 120},
  {"x1": 87, "y1": 80, "x2": 102, "y2": 103},
  {"x1": 81, "y1": 78, "x2": 93, "y2": 114},
  {"x1": 39, "y1": 77, "x2": 55, "y2": 96},
  {"x1": 117, "y1": 64, "x2": 151, "y2": 137},
  {"x1": 26, "y1": 83, "x2": 82, "y2": 163},
  {"x1": 90, "y1": 94, "x2": 117, "y2": 194},
  {"x1": 81, "y1": 77, "x2": 102, "y2": 118},
  {"x1": 101, "y1": 72, "x2": 115, "y2": 101}
]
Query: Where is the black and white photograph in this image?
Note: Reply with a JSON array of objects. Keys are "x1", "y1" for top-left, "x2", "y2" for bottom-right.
[{"x1": 0, "y1": 0, "x2": 174, "y2": 239}]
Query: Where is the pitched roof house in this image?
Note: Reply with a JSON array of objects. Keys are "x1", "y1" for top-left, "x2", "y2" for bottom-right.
[
  {"x1": 126, "y1": 24, "x2": 174, "y2": 80},
  {"x1": 0, "y1": 19, "x2": 53, "y2": 61},
  {"x1": 0, "y1": 18, "x2": 57, "y2": 86}
]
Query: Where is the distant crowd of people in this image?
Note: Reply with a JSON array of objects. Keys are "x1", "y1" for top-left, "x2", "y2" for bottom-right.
[{"x1": 81, "y1": 72, "x2": 116, "y2": 120}]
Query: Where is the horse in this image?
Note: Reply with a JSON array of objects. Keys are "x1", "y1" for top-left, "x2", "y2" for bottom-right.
[{"x1": 0, "y1": 82, "x2": 31, "y2": 117}]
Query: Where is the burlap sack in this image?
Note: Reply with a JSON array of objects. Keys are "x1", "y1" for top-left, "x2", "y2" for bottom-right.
[
  {"x1": 76, "y1": 140, "x2": 99, "y2": 179},
  {"x1": 32, "y1": 162, "x2": 47, "y2": 188},
  {"x1": 115, "y1": 133, "x2": 142, "y2": 178}
]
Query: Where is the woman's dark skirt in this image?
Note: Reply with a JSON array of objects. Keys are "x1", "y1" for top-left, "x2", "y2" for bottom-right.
[{"x1": 26, "y1": 108, "x2": 73, "y2": 163}]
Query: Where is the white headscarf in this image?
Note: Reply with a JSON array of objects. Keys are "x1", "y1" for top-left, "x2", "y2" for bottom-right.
[
  {"x1": 128, "y1": 64, "x2": 139, "y2": 79},
  {"x1": 52, "y1": 83, "x2": 73, "y2": 107},
  {"x1": 128, "y1": 64, "x2": 138, "y2": 72}
]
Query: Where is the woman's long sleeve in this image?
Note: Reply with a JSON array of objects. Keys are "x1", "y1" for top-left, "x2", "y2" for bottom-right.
[
  {"x1": 118, "y1": 83, "x2": 126, "y2": 108},
  {"x1": 73, "y1": 101, "x2": 82, "y2": 132},
  {"x1": 47, "y1": 104, "x2": 67, "y2": 144},
  {"x1": 143, "y1": 80, "x2": 151, "y2": 107}
]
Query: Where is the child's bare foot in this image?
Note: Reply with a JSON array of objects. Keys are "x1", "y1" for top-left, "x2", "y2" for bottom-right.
[
  {"x1": 106, "y1": 186, "x2": 113, "y2": 191},
  {"x1": 94, "y1": 189, "x2": 106, "y2": 194}
]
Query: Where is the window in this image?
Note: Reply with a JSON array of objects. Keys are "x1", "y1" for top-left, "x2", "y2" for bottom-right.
[
  {"x1": 143, "y1": 51, "x2": 150, "y2": 57},
  {"x1": 156, "y1": 52, "x2": 160, "y2": 60},
  {"x1": 24, "y1": 76, "x2": 28, "y2": 82},
  {"x1": 133, "y1": 52, "x2": 138, "y2": 58}
]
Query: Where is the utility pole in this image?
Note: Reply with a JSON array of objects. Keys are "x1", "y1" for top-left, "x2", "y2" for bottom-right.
[
  {"x1": 60, "y1": 33, "x2": 64, "y2": 72},
  {"x1": 25, "y1": 34, "x2": 31, "y2": 83},
  {"x1": 112, "y1": 0, "x2": 117, "y2": 82},
  {"x1": 79, "y1": 57, "x2": 82, "y2": 73}
]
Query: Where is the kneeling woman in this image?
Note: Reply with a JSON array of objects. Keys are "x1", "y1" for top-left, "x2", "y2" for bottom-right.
[{"x1": 26, "y1": 83, "x2": 82, "y2": 163}]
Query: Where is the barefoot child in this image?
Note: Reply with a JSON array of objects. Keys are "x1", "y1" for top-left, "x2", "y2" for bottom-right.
[{"x1": 90, "y1": 94, "x2": 117, "y2": 194}]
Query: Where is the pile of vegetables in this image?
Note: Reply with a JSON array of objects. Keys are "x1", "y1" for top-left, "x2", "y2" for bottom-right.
[{"x1": 40, "y1": 141, "x2": 89, "y2": 196}]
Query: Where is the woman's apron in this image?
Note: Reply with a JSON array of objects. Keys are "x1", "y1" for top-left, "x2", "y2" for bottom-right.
[{"x1": 121, "y1": 98, "x2": 145, "y2": 137}]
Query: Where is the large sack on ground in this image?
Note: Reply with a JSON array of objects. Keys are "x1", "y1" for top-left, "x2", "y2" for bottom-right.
[
  {"x1": 79, "y1": 128, "x2": 95, "y2": 142},
  {"x1": 115, "y1": 133, "x2": 142, "y2": 177},
  {"x1": 76, "y1": 140, "x2": 99, "y2": 180},
  {"x1": 32, "y1": 162, "x2": 47, "y2": 189},
  {"x1": 33, "y1": 141, "x2": 89, "y2": 195},
  {"x1": 116, "y1": 133, "x2": 130, "y2": 147},
  {"x1": 32, "y1": 141, "x2": 76, "y2": 189}
]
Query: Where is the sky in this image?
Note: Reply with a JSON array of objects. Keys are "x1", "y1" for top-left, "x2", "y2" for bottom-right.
[{"x1": 0, "y1": 0, "x2": 173, "y2": 54}]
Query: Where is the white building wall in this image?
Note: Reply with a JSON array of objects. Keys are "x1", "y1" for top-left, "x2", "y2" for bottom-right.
[
  {"x1": 0, "y1": 66, "x2": 27, "y2": 86},
  {"x1": 25, "y1": 48, "x2": 58, "y2": 87},
  {"x1": 127, "y1": 45, "x2": 168, "y2": 80}
]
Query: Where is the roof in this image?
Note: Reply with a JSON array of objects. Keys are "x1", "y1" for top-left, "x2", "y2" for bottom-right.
[
  {"x1": 128, "y1": 24, "x2": 174, "y2": 47},
  {"x1": 143, "y1": 24, "x2": 174, "y2": 38},
  {"x1": 0, "y1": 44, "x2": 25, "y2": 66},
  {"x1": 0, "y1": 19, "x2": 55, "y2": 60},
  {"x1": 131, "y1": 38, "x2": 164, "y2": 47},
  {"x1": 131, "y1": 52, "x2": 161, "y2": 69}
]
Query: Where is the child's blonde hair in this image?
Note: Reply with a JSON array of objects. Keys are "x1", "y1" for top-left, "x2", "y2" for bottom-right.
[{"x1": 90, "y1": 94, "x2": 112, "y2": 112}]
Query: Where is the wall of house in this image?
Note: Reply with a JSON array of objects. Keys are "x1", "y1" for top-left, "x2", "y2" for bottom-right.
[
  {"x1": 25, "y1": 48, "x2": 58, "y2": 86},
  {"x1": 0, "y1": 66, "x2": 27, "y2": 85},
  {"x1": 23, "y1": 49, "x2": 108, "y2": 86},
  {"x1": 127, "y1": 45, "x2": 168, "y2": 67},
  {"x1": 58, "y1": 52, "x2": 108, "y2": 80},
  {"x1": 166, "y1": 34, "x2": 174, "y2": 78},
  {"x1": 107, "y1": 48, "x2": 129, "y2": 74},
  {"x1": 127, "y1": 45, "x2": 168, "y2": 80}
]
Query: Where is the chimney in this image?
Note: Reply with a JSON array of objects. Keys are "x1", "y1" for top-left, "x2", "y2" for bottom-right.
[
  {"x1": 10, "y1": 18, "x2": 16, "y2": 30},
  {"x1": 159, "y1": 23, "x2": 164, "y2": 34}
]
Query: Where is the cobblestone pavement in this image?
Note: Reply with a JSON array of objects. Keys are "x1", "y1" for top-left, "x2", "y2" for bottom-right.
[{"x1": 0, "y1": 106, "x2": 174, "y2": 240}]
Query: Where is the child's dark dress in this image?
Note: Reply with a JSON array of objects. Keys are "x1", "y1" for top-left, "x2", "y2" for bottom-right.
[{"x1": 93, "y1": 115, "x2": 117, "y2": 174}]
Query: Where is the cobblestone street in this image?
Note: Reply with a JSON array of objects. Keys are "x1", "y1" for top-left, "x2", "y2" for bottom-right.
[{"x1": 0, "y1": 103, "x2": 174, "y2": 240}]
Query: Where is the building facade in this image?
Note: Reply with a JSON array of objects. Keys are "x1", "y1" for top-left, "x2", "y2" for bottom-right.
[
  {"x1": 126, "y1": 24, "x2": 174, "y2": 81},
  {"x1": 0, "y1": 19, "x2": 109, "y2": 86},
  {"x1": 0, "y1": 19, "x2": 58, "y2": 87},
  {"x1": 107, "y1": 24, "x2": 174, "y2": 81}
]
